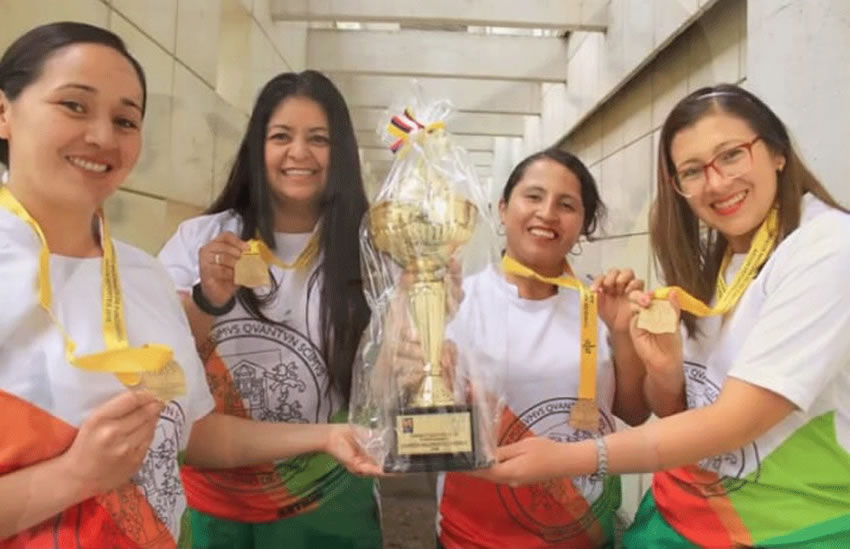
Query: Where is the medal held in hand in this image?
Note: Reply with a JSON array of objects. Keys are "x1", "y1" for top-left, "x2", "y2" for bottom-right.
[
  {"x1": 234, "y1": 241, "x2": 271, "y2": 288},
  {"x1": 637, "y1": 300, "x2": 679, "y2": 334},
  {"x1": 235, "y1": 233, "x2": 320, "y2": 288},
  {"x1": 137, "y1": 360, "x2": 187, "y2": 403},
  {"x1": 637, "y1": 208, "x2": 779, "y2": 334}
]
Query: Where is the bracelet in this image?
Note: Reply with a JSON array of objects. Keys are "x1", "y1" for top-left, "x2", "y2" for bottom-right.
[
  {"x1": 192, "y1": 282, "x2": 236, "y2": 316},
  {"x1": 593, "y1": 434, "x2": 609, "y2": 477}
]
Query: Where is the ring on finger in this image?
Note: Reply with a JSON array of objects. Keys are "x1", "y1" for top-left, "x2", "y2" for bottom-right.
[{"x1": 214, "y1": 253, "x2": 221, "y2": 265}]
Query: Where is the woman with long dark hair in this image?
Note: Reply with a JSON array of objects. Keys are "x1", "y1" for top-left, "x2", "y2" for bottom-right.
[
  {"x1": 158, "y1": 71, "x2": 379, "y2": 548},
  {"x1": 478, "y1": 84, "x2": 850, "y2": 548}
]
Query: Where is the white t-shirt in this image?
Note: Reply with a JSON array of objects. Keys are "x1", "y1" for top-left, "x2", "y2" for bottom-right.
[
  {"x1": 158, "y1": 210, "x2": 340, "y2": 423},
  {"x1": 683, "y1": 194, "x2": 850, "y2": 474},
  {"x1": 652, "y1": 194, "x2": 850, "y2": 547},
  {"x1": 436, "y1": 265, "x2": 620, "y2": 548},
  {"x1": 0, "y1": 208, "x2": 214, "y2": 547},
  {"x1": 157, "y1": 210, "x2": 354, "y2": 522}
]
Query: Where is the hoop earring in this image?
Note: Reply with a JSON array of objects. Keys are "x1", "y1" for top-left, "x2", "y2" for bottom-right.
[
  {"x1": 497, "y1": 223, "x2": 506, "y2": 237},
  {"x1": 569, "y1": 240, "x2": 583, "y2": 256}
]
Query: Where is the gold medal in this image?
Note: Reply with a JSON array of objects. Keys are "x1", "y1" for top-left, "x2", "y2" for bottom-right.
[
  {"x1": 637, "y1": 299, "x2": 679, "y2": 334},
  {"x1": 234, "y1": 243, "x2": 271, "y2": 288},
  {"x1": 137, "y1": 360, "x2": 186, "y2": 402},
  {"x1": 650, "y1": 208, "x2": 779, "y2": 319},
  {"x1": 235, "y1": 233, "x2": 321, "y2": 288},
  {"x1": 569, "y1": 398, "x2": 600, "y2": 432}
]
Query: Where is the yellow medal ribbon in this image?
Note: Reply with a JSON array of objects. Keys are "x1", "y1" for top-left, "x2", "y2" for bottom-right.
[
  {"x1": 501, "y1": 254, "x2": 600, "y2": 431},
  {"x1": 651, "y1": 208, "x2": 779, "y2": 317},
  {"x1": 248, "y1": 231, "x2": 320, "y2": 271},
  {"x1": 0, "y1": 186, "x2": 173, "y2": 386}
]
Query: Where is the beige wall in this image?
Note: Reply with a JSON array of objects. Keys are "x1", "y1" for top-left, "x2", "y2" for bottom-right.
[
  {"x1": 565, "y1": 0, "x2": 746, "y2": 289},
  {"x1": 0, "y1": 0, "x2": 307, "y2": 254},
  {"x1": 561, "y1": 0, "x2": 747, "y2": 519},
  {"x1": 748, "y1": 0, "x2": 850, "y2": 206}
]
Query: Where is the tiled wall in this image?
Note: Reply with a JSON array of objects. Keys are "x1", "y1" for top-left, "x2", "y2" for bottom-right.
[
  {"x1": 0, "y1": 0, "x2": 307, "y2": 253},
  {"x1": 565, "y1": 0, "x2": 746, "y2": 289},
  {"x1": 558, "y1": 0, "x2": 722, "y2": 144},
  {"x1": 561, "y1": 0, "x2": 747, "y2": 518},
  {"x1": 748, "y1": 0, "x2": 850, "y2": 206}
]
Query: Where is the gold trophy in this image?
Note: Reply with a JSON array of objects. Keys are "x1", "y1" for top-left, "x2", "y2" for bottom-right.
[{"x1": 368, "y1": 187, "x2": 484, "y2": 472}]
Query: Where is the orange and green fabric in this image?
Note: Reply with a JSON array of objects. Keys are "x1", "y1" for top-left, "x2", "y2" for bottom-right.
[
  {"x1": 0, "y1": 209, "x2": 215, "y2": 549},
  {"x1": 438, "y1": 406, "x2": 620, "y2": 549},
  {"x1": 0, "y1": 391, "x2": 185, "y2": 549},
  {"x1": 158, "y1": 211, "x2": 380, "y2": 544},
  {"x1": 187, "y1": 473, "x2": 380, "y2": 549},
  {"x1": 624, "y1": 413, "x2": 850, "y2": 548},
  {"x1": 180, "y1": 349, "x2": 375, "y2": 523},
  {"x1": 180, "y1": 349, "x2": 380, "y2": 547}
]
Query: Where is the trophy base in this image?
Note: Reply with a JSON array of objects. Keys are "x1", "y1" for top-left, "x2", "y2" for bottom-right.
[{"x1": 384, "y1": 404, "x2": 492, "y2": 473}]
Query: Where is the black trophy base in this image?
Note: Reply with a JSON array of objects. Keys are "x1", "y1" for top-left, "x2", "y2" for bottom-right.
[{"x1": 383, "y1": 403, "x2": 491, "y2": 473}]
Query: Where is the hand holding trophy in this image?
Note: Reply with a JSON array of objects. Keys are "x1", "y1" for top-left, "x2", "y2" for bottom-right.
[{"x1": 349, "y1": 91, "x2": 500, "y2": 473}]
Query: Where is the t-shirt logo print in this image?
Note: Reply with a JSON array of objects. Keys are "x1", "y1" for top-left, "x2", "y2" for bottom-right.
[
  {"x1": 126, "y1": 402, "x2": 187, "y2": 543},
  {"x1": 211, "y1": 317, "x2": 331, "y2": 425},
  {"x1": 232, "y1": 353, "x2": 307, "y2": 422}
]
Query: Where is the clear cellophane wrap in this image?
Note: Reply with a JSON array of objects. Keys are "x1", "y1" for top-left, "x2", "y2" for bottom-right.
[{"x1": 349, "y1": 90, "x2": 505, "y2": 473}]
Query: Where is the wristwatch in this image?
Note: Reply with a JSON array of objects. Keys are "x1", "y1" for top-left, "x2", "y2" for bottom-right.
[{"x1": 192, "y1": 282, "x2": 236, "y2": 316}]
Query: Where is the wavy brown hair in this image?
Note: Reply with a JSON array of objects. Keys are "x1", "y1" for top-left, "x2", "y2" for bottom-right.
[{"x1": 652, "y1": 84, "x2": 847, "y2": 336}]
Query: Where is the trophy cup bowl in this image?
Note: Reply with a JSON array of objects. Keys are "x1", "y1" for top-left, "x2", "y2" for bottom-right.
[{"x1": 368, "y1": 195, "x2": 488, "y2": 472}]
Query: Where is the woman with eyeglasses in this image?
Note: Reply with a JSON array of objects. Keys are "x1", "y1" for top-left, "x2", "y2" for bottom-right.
[{"x1": 476, "y1": 84, "x2": 850, "y2": 548}]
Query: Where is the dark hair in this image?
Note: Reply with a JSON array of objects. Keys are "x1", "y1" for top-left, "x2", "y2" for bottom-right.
[
  {"x1": 0, "y1": 21, "x2": 147, "y2": 167},
  {"x1": 653, "y1": 83, "x2": 847, "y2": 335},
  {"x1": 208, "y1": 70, "x2": 369, "y2": 403},
  {"x1": 501, "y1": 147, "x2": 606, "y2": 239}
]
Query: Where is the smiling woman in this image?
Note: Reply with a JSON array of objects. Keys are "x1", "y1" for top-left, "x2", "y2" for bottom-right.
[
  {"x1": 0, "y1": 21, "x2": 213, "y2": 549},
  {"x1": 0, "y1": 25, "x2": 380, "y2": 549},
  {"x1": 435, "y1": 148, "x2": 650, "y2": 549},
  {"x1": 157, "y1": 71, "x2": 380, "y2": 549},
  {"x1": 476, "y1": 84, "x2": 850, "y2": 549},
  {"x1": 0, "y1": 25, "x2": 146, "y2": 257},
  {"x1": 263, "y1": 95, "x2": 332, "y2": 218}
]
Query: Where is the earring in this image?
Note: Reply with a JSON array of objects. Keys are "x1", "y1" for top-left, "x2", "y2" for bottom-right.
[
  {"x1": 569, "y1": 240, "x2": 583, "y2": 256},
  {"x1": 497, "y1": 223, "x2": 506, "y2": 236}
]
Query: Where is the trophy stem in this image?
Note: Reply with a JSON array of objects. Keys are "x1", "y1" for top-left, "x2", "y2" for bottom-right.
[{"x1": 407, "y1": 280, "x2": 455, "y2": 407}]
